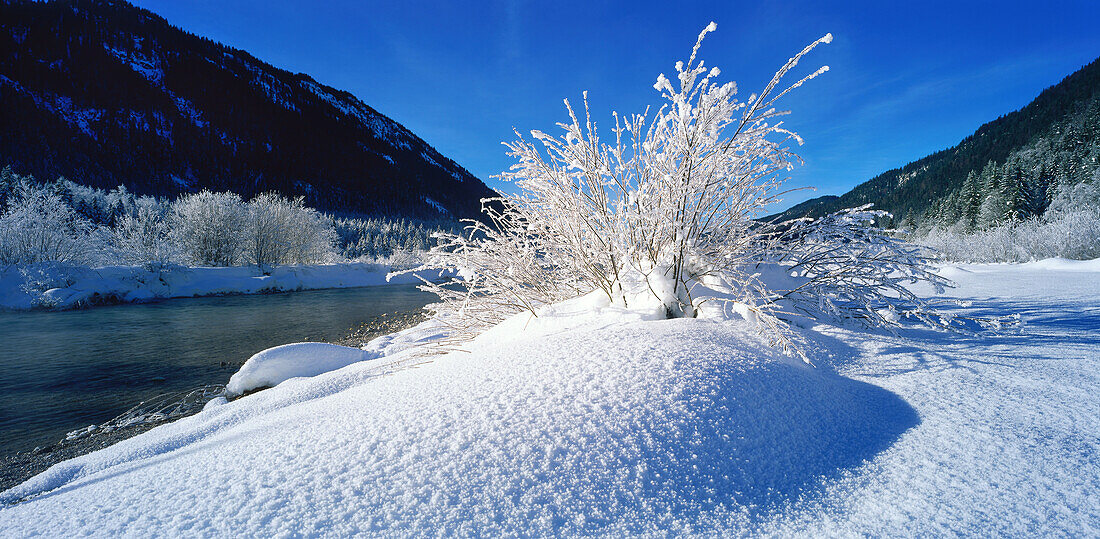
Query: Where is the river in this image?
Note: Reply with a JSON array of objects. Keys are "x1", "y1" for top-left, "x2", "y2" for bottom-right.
[{"x1": 0, "y1": 284, "x2": 433, "y2": 461}]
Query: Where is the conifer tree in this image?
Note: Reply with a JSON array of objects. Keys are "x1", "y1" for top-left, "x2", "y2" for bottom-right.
[{"x1": 959, "y1": 170, "x2": 982, "y2": 229}]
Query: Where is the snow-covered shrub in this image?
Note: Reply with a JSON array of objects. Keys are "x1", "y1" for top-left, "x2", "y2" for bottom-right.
[
  {"x1": 763, "y1": 206, "x2": 951, "y2": 328},
  {"x1": 409, "y1": 200, "x2": 587, "y2": 344},
  {"x1": 278, "y1": 203, "x2": 338, "y2": 266},
  {"x1": 243, "y1": 192, "x2": 338, "y2": 270},
  {"x1": 0, "y1": 182, "x2": 105, "y2": 265},
  {"x1": 113, "y1": 205, "x2": 181, "y2": 266},
  {"x1": 170, "y1": 190, "x2": 246, "y2": 267},
  {"x1": 15, "y1": 262, "x2": 86, "y2": 308},
  {"x1": 486, "y1": 25, "x2": 833, "y2": 320},
  {"x1": 402, "y1": 25, "x2": 965, "y2": 358},
  {"x1": 0, "y1": 170, "x2": 355, "y2": 273}
]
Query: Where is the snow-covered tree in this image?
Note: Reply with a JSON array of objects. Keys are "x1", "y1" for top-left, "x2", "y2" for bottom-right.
[
  {"x1": 113, "y1": 204, "x2": 180, "y2": 266},
  {"x1": 0, "y1": 181, "x2": 104, "y2": 265},
  {"x1": 919, "y1": 180, "x2": 1100, "y2": 262},
  {"x1": 243, "y1": 192, "x2": 337, "y2": 270},
  {"x1": 170, "y1": 190, "x2": 245, "y2": 267}
]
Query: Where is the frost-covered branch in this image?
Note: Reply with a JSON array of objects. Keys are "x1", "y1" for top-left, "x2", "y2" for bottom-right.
[{"x1": 760, "y1": 206, "x2": 953, "y2": 328}]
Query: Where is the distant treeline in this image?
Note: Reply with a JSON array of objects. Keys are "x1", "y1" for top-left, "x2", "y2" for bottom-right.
[
  {"x1": 0, "y1": 167, "x2": 454, "y2": 269},
  {"x1": 772, "y1": 56, "x2": 1100, "y2": 233}
]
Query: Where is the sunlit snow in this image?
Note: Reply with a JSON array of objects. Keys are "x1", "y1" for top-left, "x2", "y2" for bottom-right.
[{"x1": 1, "y1": 260, "x2": 1097, "y2": 535}]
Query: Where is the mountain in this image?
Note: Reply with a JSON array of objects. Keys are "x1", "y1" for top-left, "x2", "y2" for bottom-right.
[
  {"x1": 0, "y1": 0, "x2": 497, "y2": 219},
  {"x1": 771, "y1": 56, "x2": 1100, "y2": 227}
]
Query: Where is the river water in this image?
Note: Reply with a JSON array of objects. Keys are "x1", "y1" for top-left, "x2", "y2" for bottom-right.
[{"x1": 0, "y1": 284, "x2": 433, "y2": 459}]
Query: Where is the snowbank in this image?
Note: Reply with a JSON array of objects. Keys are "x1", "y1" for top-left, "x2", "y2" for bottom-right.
[
  {"x1": 0, "y1": 312, "x2": 917, "y2": 534},
  {"x1": 225, "y1": 343, "x2": 369, "y2": 397},
  {"x1": 223, "y1": 320, "x2": 449, "y2": 397},
  {"x1": 0, "y1": 262, "x2": 427, "y2": 310},
  {"x1": 938, "y1": 256, "x2": 1100, "y2": 274},
  {"x1": 1, "y1": 260, "x2": 1098, "y2": 535}
]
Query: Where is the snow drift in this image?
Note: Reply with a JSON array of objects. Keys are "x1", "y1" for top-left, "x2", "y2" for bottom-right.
[
  {"x1": 225, "y1": 343, "x2": 369, "y2": 397},
  {"x1": 0, "y1": 311, "x2": 916, "y2": 535}
]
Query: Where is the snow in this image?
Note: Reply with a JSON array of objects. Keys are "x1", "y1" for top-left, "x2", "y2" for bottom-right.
[
  {"x1": 226, "y1": 343, "x2": 369, "y2": 397},
  {"x1": 169, "y1": 173, "x2": 193, "y2": 190},
  {"x1": 104, "y1": 46, "x2": 163, "y2": 83},
  {"x1": 1, "y1": 260, "x2": 1098, "y2": 535},
  {"x1": 0, "y1": 82, "x2": 107, "y2": 139},
  {"x1": 0, "y1": 262, "x2": 428, "y2": 310},
  {"x1": 298, "y1": 79, "x2": 414, "y2": 150},
  {"x1": 226, "y1": 322, "x2": 447, "y2": 397},
  {"x1": 171, "y1": 96, "x2": 208, "y2": 128},
  {"x1": 103, "y1": 45, "x2": 209, "y2": 129},
  {"x1": 423, "y1": 196, "x2": 449, "y2": 215}
]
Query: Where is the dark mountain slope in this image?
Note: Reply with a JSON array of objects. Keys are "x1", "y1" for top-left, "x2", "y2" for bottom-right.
[{"x1": 0, "y1": 0, "x2": 497, "y2": 218}]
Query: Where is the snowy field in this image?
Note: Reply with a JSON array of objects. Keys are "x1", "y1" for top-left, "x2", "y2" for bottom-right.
[
  {"x1": 0, "y1": 260, "x2": 1097, "y2": 535},
  {"x1": 0, "y1": 262, "x2": 425, "y2": 310}
]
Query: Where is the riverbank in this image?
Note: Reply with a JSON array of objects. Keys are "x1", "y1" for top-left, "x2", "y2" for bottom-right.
[
  {"x1": 0, "y1": 301, "x2": 429, "y2": 493},
  {"x1": 0, "y1": 261, "x2": 430, "y2": 310}
]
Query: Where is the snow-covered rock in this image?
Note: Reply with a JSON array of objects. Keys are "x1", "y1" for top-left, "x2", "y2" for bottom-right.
[{"x1": 226, "y1": 343, "x2": 370, "y2": 397}]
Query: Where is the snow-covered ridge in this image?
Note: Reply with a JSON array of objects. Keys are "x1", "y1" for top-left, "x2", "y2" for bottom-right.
[
  {"x1": 0, "y1": 262, "x2": 427, "y2": 311},
  {"x1": 296, "y1": 78, "x2": 471, "y2": 183},
  {"x1": 298, "y1": 79, "x2": 413, "y2": 150}
]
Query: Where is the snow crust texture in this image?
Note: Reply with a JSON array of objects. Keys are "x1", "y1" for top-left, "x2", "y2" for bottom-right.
[
  {"x1": 1, "y1": 259, "x2": 1098, "y2": 536},
  {"x1": 0, "y1": 322, "x2": 915, "y2": 535}
]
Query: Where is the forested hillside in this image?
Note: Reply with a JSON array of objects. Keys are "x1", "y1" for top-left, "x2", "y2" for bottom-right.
[
  {"x1": 0, "y1": 0, "x2": 497, "y2": 219},
  {"x1": 772, "y1": 56, "x2": 1100, "y2": 229}
]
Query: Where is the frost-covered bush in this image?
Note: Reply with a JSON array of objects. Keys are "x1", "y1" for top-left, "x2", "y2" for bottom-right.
[
  {"x1": 113, "y1": 205, "x2": 181, "y2": 266},
  {"x1": 405, "y1": 24, "x2": 966, "y2": 358},
  {"x1": 170, "y1": 190, "x2": 341, "y2": 268},
  {"x1": 410, "y1": 200, "x2": 588, "y2": 343},
  {"x1": 764, "y1": 206, "x2": 951, "y2": 328},
  {"x1": 0, "y1": 182, "x2": 105, "y2": 265},
  {"x1": 0, "y1": 171, "x2": 418, "y2": 272},
  {"x1": 170, "y1": 190, "x2": 246, "y2": 267},
  {"x1": 243, "y1": 192, "x2": 338, "y2": 269}
]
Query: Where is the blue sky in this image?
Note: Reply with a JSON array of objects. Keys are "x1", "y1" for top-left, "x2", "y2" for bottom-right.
[{"x1": 132, "y1": 0, "x2": 1100, "y2": 210}]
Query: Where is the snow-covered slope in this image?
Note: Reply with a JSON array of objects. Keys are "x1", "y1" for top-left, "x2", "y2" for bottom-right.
[{"x1": 1, "y1": 260, "x2": 1098, "y2": 535}]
